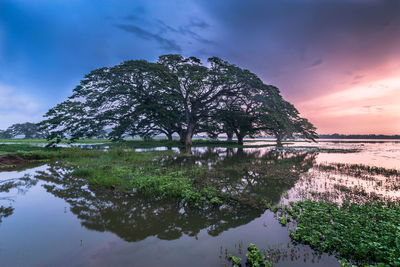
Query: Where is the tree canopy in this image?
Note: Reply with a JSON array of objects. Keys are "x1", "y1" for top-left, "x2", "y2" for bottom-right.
[
  {"x1": 0, "y1": 122, "x2": 45, "y2": 139},
  {"x1": 41, "y1": 54, "x2": 317, "y2": 146}
]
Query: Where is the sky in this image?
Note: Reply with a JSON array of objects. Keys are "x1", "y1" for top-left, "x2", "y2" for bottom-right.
[{"x1": 0, "y1": 0, "x2": 399, "y2": 134}]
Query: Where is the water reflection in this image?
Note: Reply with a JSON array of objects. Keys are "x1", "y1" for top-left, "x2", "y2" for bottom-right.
[
  {"x1": 36, "y1": 164, "x2": 262, "y2": 242},
  {"x1": 170, "y1": 147, "x2": 317, "y2": 206},
  {"x1": 34, "y1": 148, "x2": 316, "y2": 242},
  {"x1": 0, "y1": 174, "x2": 38, "y2": 224}
]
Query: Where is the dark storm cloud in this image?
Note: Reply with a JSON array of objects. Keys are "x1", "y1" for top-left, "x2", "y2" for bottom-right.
[{"x1": 115, "y1": 24, "x2": 182, "y2": 52}]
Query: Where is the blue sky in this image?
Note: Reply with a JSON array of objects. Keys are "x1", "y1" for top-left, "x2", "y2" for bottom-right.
[{"x1": 1, "y1": 0, "x2": 400, "y2": 133}]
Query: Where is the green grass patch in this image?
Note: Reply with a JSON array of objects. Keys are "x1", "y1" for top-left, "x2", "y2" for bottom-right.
[{"x1": 0, "y1": 143, "x2": 47, "y2": 155}]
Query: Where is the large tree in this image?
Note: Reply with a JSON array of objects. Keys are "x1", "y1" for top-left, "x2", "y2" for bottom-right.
[
  {"x1": 257, "y1": 85, "x2": 318, "y2": 147},
  {"x1": 41, "y1": 54, "x2": 317, "y2": 146},
  {"x1": 42, "y1": 60, "x2": 175, "y2": 142},
  {"x1": 157, "y1": 55, "x2": 262, "y2": 145}
]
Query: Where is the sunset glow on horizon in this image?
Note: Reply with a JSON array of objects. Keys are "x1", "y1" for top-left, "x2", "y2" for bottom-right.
[{"x1": 297, "y1": 73, "x2": 400, "y2": 134}]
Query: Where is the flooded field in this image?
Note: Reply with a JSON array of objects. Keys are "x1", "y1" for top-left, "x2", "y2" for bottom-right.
[{"x1": 1, "y1": 140, "x2": 399, "y2": 267}]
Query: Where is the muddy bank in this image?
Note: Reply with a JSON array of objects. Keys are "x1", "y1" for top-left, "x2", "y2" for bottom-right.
[{"x1": 0, "y1": 154, "x2": 26, "y2": 168}]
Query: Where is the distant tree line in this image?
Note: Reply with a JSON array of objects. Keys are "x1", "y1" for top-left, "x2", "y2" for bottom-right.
[
  {"x1": 319, "y1": 134, "x2": 400, "y2": 139},
  {"x1": 0, "y1": 122, "x2": 45, "y2": 139},
  {"x1": 40, "y1": 54, "x2": 317, "y2": 146}
]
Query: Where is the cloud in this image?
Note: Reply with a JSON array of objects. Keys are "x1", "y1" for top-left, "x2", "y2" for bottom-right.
[
  {"x1": 154, "y1": 18, "x2": 213, "y2": 44},
  {"x1": 300, "y1": 76, "x2": 400, "y2": 115},
  {"x1": 123, "y1": 15, "x2": 139, "y2": 21},
  {"x1": 296, "y1": 75, "x2": 400, "y2": 134},
  {"x1": 0, "y1": 83, "x2": 42, "y2": 129},
  {"x1": 188, "y1": 18, "x2": 210, "y2": 29},
  {"x1": 309, "y1": 59, "x2": 323, "y2": 68},
  {"x1": 353, "y1": 75, "x2": 364, "y2": 80},
  {"x1": 115, "y1": 24, "x2": 182, "y2": 52}
]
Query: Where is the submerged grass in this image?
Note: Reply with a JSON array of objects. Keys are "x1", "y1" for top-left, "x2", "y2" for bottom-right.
[{"x1": 318, "y1": 163, "x2": 400, "y2": 177}]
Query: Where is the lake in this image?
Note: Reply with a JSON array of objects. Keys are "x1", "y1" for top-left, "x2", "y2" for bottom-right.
[{"x1": 1, "y1": 140, "x2": 399, "y2": 266}]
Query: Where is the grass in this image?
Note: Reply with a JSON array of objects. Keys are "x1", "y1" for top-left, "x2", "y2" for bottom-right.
[
  {"x1": 277, "y1": 200, "x2": 400, "y2": 266},
  {"x1": 0, "y1": 143, "x2": 48, "y2": 155}
]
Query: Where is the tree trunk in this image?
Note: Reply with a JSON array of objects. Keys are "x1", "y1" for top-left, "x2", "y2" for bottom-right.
[
  {"x1": 226, "y1": 148, "x2": 234, "y2": 156},
  {"x1": 237, "y1": 134, "x2": 244, "y2": 145},
  {"x1": 185, "y1": 122, "x2": 196, "y2": 146},
  {"x1": 227, "y1": 131, "x2": 233, "y2": 142},
  {"x1": 179, "y1": 131, "x2": 185, "y2": 144},
  {"x1": 185, "y1": 146, "x2": 193, "y2": 154},
  {"x1": 179, "y1": 146, "x2": 192, "y2": 154},
  {"x1": 167, "y1": 133, "x2": 173, "y2": 141},
  {"x1": 276, "y1": 134, "x2": 283, "y2": 148}
]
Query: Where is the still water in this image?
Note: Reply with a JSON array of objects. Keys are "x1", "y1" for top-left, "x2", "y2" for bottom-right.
[{"x1": 1, "y1": 140, "x2": 399, "y2": 266}]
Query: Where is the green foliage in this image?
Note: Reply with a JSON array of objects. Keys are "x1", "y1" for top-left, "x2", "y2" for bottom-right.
[
  {"x1": 279, "y1": 200, "x2": 400, "y2": 266},
  {"x1": 227, "y1": 244, "x2": 272, "y2": 267},
  {"x1": 227, "y1": 254, "x2": 242, "y2": 267},
  {"x1": 132, "y1": 171, "x2": 198, "y2": 200},
  {"x1": 278, "y1": 216, "x2": 290, "y2": 226},
  {"x1": 246, "y1": 243, "x2": 272, "y2": 267}
]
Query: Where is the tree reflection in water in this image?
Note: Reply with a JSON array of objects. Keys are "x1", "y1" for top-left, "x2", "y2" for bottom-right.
[
  {"x1": 0, "y1": 175, "x2": 38, "y2": 224},
  {"x1": 35, "y1": 148, "x2": 316, "y2": 242}
]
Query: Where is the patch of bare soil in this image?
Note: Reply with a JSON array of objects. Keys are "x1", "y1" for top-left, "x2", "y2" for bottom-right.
[{"x1": 0, "y1": 154, "x2": 26, "y2": 168}]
